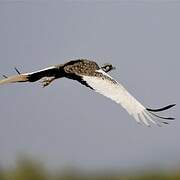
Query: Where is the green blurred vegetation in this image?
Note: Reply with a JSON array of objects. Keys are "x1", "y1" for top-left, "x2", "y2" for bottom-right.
[{"x1": 0, "y1": 158, "x2": 180, "y2": 180}]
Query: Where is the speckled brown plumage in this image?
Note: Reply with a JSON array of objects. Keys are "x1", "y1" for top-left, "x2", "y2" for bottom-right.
[
  {"x1": 63, "y1": 59, "x2": 99, "y2": 76},
  {"x1": 61, "y1": 59, "x2": 116, "y2": 87}
]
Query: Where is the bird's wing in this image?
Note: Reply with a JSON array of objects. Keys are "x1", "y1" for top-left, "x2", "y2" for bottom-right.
[
  {"x1": 24, "y1": 66, "x2": 60, "y2": 82},
  {"x1": 0, "y1": 66, "x2": 60, "y2": 85},
  {"x1": 82, "y1": 69, "x2": 175, "y2": 126}
]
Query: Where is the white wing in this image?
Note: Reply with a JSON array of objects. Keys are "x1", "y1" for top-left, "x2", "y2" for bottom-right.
[{"x1": 82, "y1": 69, "x2": 161, "y2": 126}]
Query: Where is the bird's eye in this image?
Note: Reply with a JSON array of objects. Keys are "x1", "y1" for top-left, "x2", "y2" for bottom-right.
[{"x1": 101, "y1": 64, "x2": 113, "y2": 72}]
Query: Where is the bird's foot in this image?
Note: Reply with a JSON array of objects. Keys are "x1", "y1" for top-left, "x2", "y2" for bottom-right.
[{"x1": 41, "y1": 77, "x2": 55, "y2": 87}]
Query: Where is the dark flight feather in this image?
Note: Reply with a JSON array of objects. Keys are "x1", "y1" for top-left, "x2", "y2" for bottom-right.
[{"x1": 146, "y1": 104, "x2": 176, "y2": 112}]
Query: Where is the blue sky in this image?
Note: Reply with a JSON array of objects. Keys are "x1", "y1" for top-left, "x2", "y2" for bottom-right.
[{"x1": 0, "y1": 0, "x2": 179, "y2": 171}]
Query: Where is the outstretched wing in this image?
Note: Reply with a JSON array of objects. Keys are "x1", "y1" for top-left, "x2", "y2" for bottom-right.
[
  {"x1": 0, "y1": 65, "x2": 60, "y2": 85},
  {"x1": 82, "y1": 69, "x2": 175, "y2": 126}
]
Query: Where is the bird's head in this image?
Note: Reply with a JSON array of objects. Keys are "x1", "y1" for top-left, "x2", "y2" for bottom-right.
[{"x1": 100, "y1": 63, "x2": 116, "y2": 73}]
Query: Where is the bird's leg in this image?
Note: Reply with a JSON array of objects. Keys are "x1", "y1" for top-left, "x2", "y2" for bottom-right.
[{"x1": 41, "y1": 77, "x2": 56, "y2": 87}]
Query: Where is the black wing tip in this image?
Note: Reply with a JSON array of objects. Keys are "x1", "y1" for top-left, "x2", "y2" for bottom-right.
[
  {"x1": 147, "y1": 110, "x2": 175, "y2": 121},
  {"x1": 163, "y1": 117, "x2": 175, "y2": 120},
  {"x1": 146, "y1": 104, "x2": 176, "y2": 112},
  {"x1": 162, "y1": 122, "x2": 169, "y2": 125},
  {"x1": 168, "y1": 104, "x2": 176, "y2": 108},
  {"x1": 172, "y1": 104, "x2": 176, "y2": 108}
]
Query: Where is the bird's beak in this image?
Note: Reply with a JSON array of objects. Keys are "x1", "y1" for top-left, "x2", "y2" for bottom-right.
[{"x1": 112, "y1": 66, "x2": 116, "y2": 70}]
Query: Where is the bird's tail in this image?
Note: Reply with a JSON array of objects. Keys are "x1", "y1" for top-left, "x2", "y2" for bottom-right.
[{"x1": 0, "y1": 74, "x2": 29, "y2": 85}]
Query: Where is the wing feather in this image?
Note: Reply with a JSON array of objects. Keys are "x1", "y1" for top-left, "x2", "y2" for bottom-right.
[{"x1": 82, "y1": 69, "x2": 160, "y2": 126}]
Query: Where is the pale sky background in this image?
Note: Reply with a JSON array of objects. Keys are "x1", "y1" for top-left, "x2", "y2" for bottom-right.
[{"x1": 0, "y1": 0, "x2": 179, "y2": 172}]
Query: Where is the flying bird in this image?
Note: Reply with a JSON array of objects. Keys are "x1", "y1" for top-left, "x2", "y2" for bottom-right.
[{"x1": 0, "y1": 59, "x2": 175, "y2": 126}]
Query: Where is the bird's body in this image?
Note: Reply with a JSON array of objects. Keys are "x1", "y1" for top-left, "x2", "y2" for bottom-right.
[{"x1": 0, "y1": 59, "x2": 175, "y2": 126}]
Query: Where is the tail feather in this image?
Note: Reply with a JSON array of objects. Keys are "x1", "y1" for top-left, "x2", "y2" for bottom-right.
[{"x1": 0, "y1": 74, "x2": 29, "y2": 85}]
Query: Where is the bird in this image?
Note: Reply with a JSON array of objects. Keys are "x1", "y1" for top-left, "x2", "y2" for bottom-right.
[{"x1": 0, "y1": 59, "x2": 175, "y2": 126}]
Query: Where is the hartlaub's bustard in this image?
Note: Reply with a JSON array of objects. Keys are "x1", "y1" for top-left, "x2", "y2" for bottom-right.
[{"x1": 0, "y1": 59, "x2": 175, "y2": 126}]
